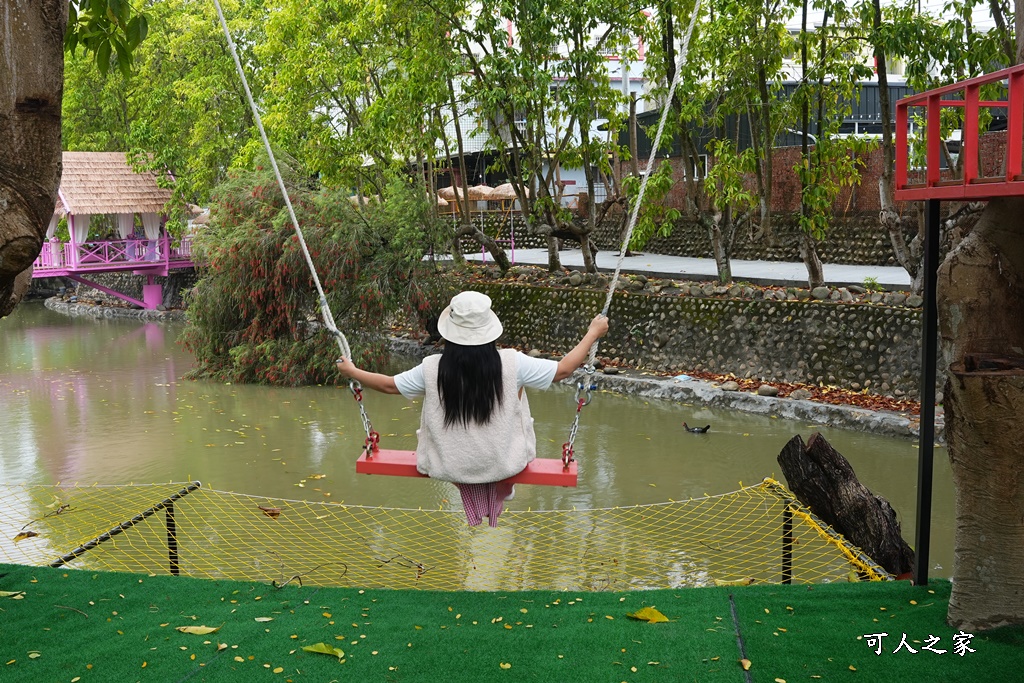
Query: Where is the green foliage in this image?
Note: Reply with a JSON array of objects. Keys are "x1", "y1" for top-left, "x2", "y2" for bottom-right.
[
  {"x1": 66, "y1": 0, "x2": 149, "y2": 77},
  {"x1": 62, "y1": 0, "x2": 264, "y2": 210},
  {"x1": 862, "y1": 276, "x2": 881, "y2": 292},
  {"x1": 796, "y1": 137, "x2": 872, "y2": 240},
  {"x1": 180, "y1": 157, "x2": 453, "y2": 386},
  {"x1": 623, "y1": 161, "x2": 682, "y2": 251},
  {"x1": 705, "y1": 140, "x2": 756, "y2": 213}
]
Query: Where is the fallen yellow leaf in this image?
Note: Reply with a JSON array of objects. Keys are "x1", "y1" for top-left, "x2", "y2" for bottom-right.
[
  {"x1": 254, "y1": 617, "x2": 274, "y2": 622},
  {"x1": 740, "y1": 658, "x2": 752, "y2": 671},
  {"x1": 626, "y1": 607, "x2": 669, "y2": 623},
  {"x1": 301, "y1": 643, "x2": 345, "y2": 662},
  {"x1": 713, "y1": 578, "x2": 755, "y2": 587},
  {"x1": 12, "y1": 532, "x2": 38, "y2": 543},
  {"x1": 176, "y1": 625, "x2": 222, "y2": 635},
  {"x1": 0, "y1": 591, "x2": 25, "y2": 598},
  {"x1": 499, "y1": 662, "x2": 511, "y2": 669}
]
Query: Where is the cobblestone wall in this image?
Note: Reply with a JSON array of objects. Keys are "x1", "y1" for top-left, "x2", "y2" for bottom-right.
[
  {"x1": 474, "y1": 283, "x2": 933, "y2": 400},
  {"x1": 34, "y1": 270, "x2": 933, "y2": 400}
]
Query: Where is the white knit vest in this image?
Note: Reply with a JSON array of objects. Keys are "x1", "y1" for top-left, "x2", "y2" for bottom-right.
[{"x1": 415, "y1": 349, "x2": 537, "y2": 483}]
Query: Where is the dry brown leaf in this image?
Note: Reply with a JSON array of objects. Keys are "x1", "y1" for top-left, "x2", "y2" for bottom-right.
[
  {"x1": 13, "y1": 531, "x2": 39, "y2": 542},
  {"x1": 258, "y1": 505, "x2": 281, "y2": 519}
]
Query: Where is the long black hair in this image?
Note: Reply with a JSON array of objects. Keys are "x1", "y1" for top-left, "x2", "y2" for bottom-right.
[{"x1": 437, "y1": 341, "x2": 504, "y2": 428}]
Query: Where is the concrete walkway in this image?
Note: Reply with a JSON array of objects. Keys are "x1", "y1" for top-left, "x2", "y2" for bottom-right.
[{"x1": 465, "y1": 247, "x2": 912, "y2": 289}]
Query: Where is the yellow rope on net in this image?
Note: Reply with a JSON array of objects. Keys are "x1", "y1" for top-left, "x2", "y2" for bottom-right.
[{"x1": 0, "y1": 479, "x2": 889, "y2": 591}]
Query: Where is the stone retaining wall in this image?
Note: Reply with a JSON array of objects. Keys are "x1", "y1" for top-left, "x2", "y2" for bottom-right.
[
  {"x1": 34, "y1": 268, "x2": 935, "y2": 401},
  {"x1": 473, "y1": 283, "x2": 935, "y2": 400}
]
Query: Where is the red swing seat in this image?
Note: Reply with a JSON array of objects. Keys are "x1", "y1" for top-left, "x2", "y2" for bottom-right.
[{"x1": 356, "y1": 449, "x2": 578, "y2": 487}]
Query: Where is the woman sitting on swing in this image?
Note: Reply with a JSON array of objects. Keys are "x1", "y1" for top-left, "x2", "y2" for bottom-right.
[{"x1": 336, "y1": 291, "x2": 609, "y2": 527}]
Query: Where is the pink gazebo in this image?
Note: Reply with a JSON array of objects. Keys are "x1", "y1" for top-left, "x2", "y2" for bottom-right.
[{"x1": 32, "y1": 152, "x2": 194, "y2": 309}]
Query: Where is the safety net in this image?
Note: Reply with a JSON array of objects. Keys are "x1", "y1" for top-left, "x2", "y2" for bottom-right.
[{"x1": 0, "y1": 479, "x2": 889, "y2": 591}]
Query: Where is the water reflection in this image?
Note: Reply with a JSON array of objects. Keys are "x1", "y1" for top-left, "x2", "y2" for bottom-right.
[{"x1": 0, "y1": 303, "x2": 955, "y2": 576}]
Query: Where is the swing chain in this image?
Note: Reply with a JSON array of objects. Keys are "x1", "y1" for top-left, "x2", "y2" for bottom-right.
[
  {"x1": 561, "y1": 365, "x2": 596, "y2": 468},
  {"x1": 349, "y1": 380, "x2": 380, "y2": 457}
]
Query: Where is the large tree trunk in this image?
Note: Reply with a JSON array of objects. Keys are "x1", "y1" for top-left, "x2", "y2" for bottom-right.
[
  {"x1": 0, "y1": 1, "x2": 66, "y2": 317},
  {"x1": 777, "y1": 433, "x2": 914, "y2": 578},
  {"x1": 937, "y1": 196, "x2": 1024, "y2": 630}
]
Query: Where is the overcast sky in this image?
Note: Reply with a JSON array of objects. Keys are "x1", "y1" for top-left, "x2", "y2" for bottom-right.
[{"x1": 786, "y1": 0, "x2": 998, "y2": 31}]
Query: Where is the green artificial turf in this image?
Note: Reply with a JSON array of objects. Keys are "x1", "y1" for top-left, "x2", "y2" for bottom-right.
[
  {"x1": 729, "y1": 580, "x2": 1024, "y2": 683},
  {"x1": 1, "y1": 564, "x2": 1020, "y2": 682}
]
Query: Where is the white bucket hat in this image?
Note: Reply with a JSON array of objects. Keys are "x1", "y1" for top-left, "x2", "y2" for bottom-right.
[{"x1": 437, "y1": 291, "x2": 503, "y2": 345}]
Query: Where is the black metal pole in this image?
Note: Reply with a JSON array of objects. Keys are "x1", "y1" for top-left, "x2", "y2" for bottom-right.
[
  {"x1": 914, "y1": 199, "x2": 941, "y2": 585},
  {"x1": 782, "y1": 505, "x2": 794, "y2": 584},
  {"x1": 166, "y1": 502, "x2": 179, "y2": 576},
  {"x1": 50, "y1": 482, "x2": 201, "y2": 569}
]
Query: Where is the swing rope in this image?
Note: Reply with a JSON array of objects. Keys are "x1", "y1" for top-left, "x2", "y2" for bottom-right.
[
  {"x1": 561, "y1": 0, "x2": 704, "y2": 465},
  {"x1": 212, "y1": 0, "x2": 380, "y2": 455}
]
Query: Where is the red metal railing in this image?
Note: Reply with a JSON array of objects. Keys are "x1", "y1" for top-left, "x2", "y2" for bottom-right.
[{"x1": 896, "y1": 63, "x2": 1024, "y2": 201}]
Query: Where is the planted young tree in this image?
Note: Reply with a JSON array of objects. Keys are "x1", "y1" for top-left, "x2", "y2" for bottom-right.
[
  {"x1": 704, "y1": 139, "x2": 757, "y2": 284},
  {"x1": 706, "y1": 0, "x2": 800, "y2": 246},
  {"x1": 634, "y1": 0, "x2": 733, "y2": 272},
  {"x1": 446, "y1": 0, "x2": 557, "y2": 271},
  {"x1": 793, "y1": 1, "x2": 875, "y2": 288},
  {"x1": 452, "y1": 0, "x2": 646, "y2": 273},
  {"x1": 644, "y1": 0, "x2": 795, "y2": 283},
  {"x1": 543, "y1": 0, "x2": 646, "y2": 272}
]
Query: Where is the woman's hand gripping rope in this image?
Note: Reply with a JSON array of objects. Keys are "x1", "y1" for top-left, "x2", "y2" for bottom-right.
[{"x1": 560, "y1": 313, "x2": 610, "y2": 467}]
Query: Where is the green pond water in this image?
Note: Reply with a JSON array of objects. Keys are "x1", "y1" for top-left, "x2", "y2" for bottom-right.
[{"x1": 0, "y1": 304, "x2": 955, "y2": 577}]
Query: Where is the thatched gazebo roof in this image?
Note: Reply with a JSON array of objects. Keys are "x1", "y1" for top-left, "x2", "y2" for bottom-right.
[
  {"x1": 491, "y1": 183, "x2": 529, "y2": 201},
  {"x1": 55, "y1": 152, "x2": 173, "y2": 217},
  {"x1": 437, "y1": 185, "x2": 464, "y2": 200},
  {"x1": 467, "y1": 184, "x2": 494, "y2": 200}
]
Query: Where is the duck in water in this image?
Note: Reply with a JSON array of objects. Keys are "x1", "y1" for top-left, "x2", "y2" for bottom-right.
[{"x1": 683, "y1": 422, "x2": 711, "y2": 434}]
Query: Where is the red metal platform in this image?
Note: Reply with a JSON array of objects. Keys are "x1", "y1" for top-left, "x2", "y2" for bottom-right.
[
  {"x1": 356, "y1": 449, "x2": 578, "y2": 487},
  {"x1": 896, "y1": 63, "x2": 1024, "y2": 201}
]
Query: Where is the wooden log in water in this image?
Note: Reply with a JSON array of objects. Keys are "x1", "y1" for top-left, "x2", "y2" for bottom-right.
[{"x1": 777, "y1": 433, "x2": 914, "y2": 578}]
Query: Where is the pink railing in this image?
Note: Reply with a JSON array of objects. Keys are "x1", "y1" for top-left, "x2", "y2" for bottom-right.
[{"x1": 33, "y1": 236, "x2": 194, "y2": 273}]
